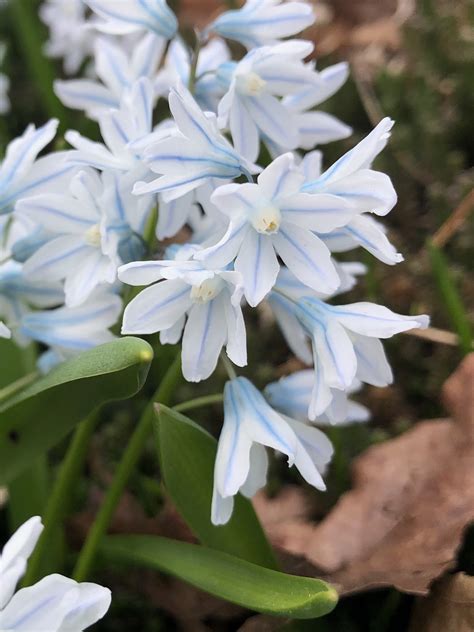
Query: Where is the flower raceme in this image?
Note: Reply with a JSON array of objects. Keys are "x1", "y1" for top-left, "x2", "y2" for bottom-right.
[{"x1": 0, "y1": 516, "x2": 111, "y2": 631}]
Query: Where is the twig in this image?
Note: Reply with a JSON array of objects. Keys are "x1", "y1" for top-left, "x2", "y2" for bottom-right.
[
  {"x1": 403, "y1": 327, "x2": 464, "y2": 348},
  {"x1": 431, "y1": 188, "x2": 474, "y2": 249}
]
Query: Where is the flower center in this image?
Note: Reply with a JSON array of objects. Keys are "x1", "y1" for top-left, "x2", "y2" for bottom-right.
[
  {"x1": 250, "y1": 204, "x2": 282, "y2": 235},
  {"x1": 190, "y1": 277, "x2": 224, "y2": 303},
  {"x1": 237, "y1": 71, "x2": 267, "y2": 96},
  {"x1": 84, "y1": 224, "x2": 102, "y2": 247}
]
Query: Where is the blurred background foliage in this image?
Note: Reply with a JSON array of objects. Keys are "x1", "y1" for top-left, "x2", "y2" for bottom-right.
[{"x1": 0, "y1": 0, "x2": 472, "y2": 630}]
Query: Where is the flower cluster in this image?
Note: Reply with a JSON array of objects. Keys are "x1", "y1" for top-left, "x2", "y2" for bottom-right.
[
  {"x1": 0, "y1": 516, "x2": 110, "y2": 630},
  {"x1": 1, "y1": 0, "x2": 429, "y2": 540}
]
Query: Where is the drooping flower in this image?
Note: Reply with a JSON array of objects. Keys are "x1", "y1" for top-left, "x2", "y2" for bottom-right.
[
  {"x1": 196, "y1": 152, "x2": 357, "y2": 305},
  {"x1": 119, "y1": 256, "x2": 247, "y2": 382},
  {"x1": 19, "y1": 289, "x2": 122, "y2": 372},
  {"x1": 55, "y1": 34, "x2": 165, "y2": 120},
  {"x1": 265, "y1": 370, "x2": 370, "y2": 425},
  {"x1": 208, "y1": 0, "x2": 315, "y2": 49},
  {"x1": 0, "y1": 120, "x2": 75, "y2": 216},
  {"x1": 85, "y1": 0, "x2": 178, "y2": 39},
  {"x1": 134, "y1": 83, "x2": 259, "y2": 201},
  {"x1": 40, "y1": 0, "x2": 94, "y2": 74},
  {"x1": 211, "y1": 377, "x2": 333, "y2": 525},
  {"x1": 0, "y1": 516, "x2": 111, "y2": 631},
  {"x1": 291, "y1": 295, "x2": 429, "y2": 418}
]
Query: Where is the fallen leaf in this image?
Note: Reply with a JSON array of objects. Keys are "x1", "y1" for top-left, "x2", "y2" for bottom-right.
[
  {"x1": 409, "y1": 573, "x2": 474, "y2": 632},
  {"x1": 256, "y1": 355, "x2": 474, "y2": 595}
]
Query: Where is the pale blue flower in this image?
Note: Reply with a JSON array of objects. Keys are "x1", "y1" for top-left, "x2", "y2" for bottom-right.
[
  {"x1": 0, "y1": 260, "x2": 63, "y2": 344},
  {"x1": 216, "y1": 40, "x2": 321, "y2": 161},
  {"x1": 40, "y1": 0, "x2": 94, "y2": 74},
  {"x1": 119, "y1": 256, "x2": 247, "y2": 382},
  {"x1": 17, "y1": 169, "x2": 152, "y2": 307},
  {"x1": 0, "y1": 516, "x2": 111, "y2": 631},
  {"x1": 301, "y1": 117, "x2": 397, "y2": 216},
  {"x1": 300, "y1": 149, "x2": 403, "y2": 265},
  {"x1": 156, "y1": 37, "x2": 230, "y2": 112},
  {"x1": 291, "y1": 295, "x2": 429, "y2": 417},
  {"x1": 65, "y1": 77, "x2": 155, "y2": 172},
  {"x1": 0, "y1": 321, "x2": 10, "y2": 338},
  {"x1": 55, "y1": 34, "x2": 165, "y2": 120},
  {"x1": 86, "y1": 0, "x2": 178, "y2": 39},
  {"x1": 0, "y1": 120, "x2": 75, "y2": 216},
  {"x1": 20, "y1": 290, "x2": 122, "y2": 371},
  {"x1": 208, "y1": 0, "x2": 315, "y2": 49},
  {"x1": 197, "y1": 152, "x2": 357, "y2": 305},
  {"x1": 265, "y1": 370, "x2": 370, "y2": 425},
  {"x1": 211, "y1": 376, "x2": 333, "y2": 525},
  {"x1": 134, "y1": 82, "x2": 259, "y2": 201}
]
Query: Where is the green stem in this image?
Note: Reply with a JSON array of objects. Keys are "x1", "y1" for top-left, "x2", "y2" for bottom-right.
[
  {"x1": 73, "y1": 353, "x2": 182, "y2": 581},
  {"x1": 0, "y1": 371, "x2": 38, "y2": 403},
  {"x1": 9, "y1": 0, "x2": 68, "y2": 125},
  {"x1": 174, "y1": 393, "x2": 223, "y2": 413},
  {"x1": 188, "y1": 32, "x2": 203, "y2": 94},
  {"x1": 220, "y1": 352, "x2": 237, "y2": 380},
  {"x1": 23, "y1": 412, "x2": 100, "y2": 586}
]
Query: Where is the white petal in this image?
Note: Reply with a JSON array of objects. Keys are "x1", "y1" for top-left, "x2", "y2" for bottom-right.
[
  {"x1": 24, "y1": 236, "x2": 91, "y2": 282},
  {"x1": 235, "y1": 230, "x2": 279, "y2": 306},
  {"x1": 16, "y1": 193, "x2": 98, "y2": 234},
  {"x1": 351, "y1": 334, "x2": 393, "y2": 387},
  {"x1": 244, "y1": 94, "x2": 299, "y2": 149},
  {"x1": 181, "y1": 296, "x2": 227, "y2": 382},
  {"x1": 345, "y1": 214, "x2": 403, "y2": 265},
  {"x1": 229, "y1": 94, "x2": 260, "y2": 163},
  {"x1": 239, "y1": 443, "x2": 268, "y2": 498},
  {"x1": 257, "y1": 152, "x2": 303, "y2": 201},
  {"x1": 273, "y1": 222, "x2": 340, "y2": 295},
  {"x1": 197, "y1": 218, "x2": 249, "y2": 269},
  {"x1": 332, "y1": 302, "x2": 430, "y2": 338},
  {"x1": 121, "y1": 279, "x2": 191, "y2": 334},
  {"x1": 57, "y1": 582, "x2": 111, "y2": 631},
  {"x1": 280, "y1": 192, "x2": 355, "y2": 233}
]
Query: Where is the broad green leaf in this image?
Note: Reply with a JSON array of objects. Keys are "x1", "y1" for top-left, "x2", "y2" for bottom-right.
[
  {"x1": 102, "y1": 535, "x2": 338, "y2": 619},
  {"x1": 0, "y1": 337, "x2": 153, "y2": 484},
  {"x1": 155, "y1": 404, "x2": 277, "y2": 569}
]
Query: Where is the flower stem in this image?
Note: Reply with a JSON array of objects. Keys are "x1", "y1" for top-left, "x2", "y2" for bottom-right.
[
  {"x1": 0, "y1": 371, "x2": 38, "y2": 403},
  {"x1": 23, "y1": 412, "x2": 100, "y2": 586},
  {"x1": 188, "y1": 30, "x2": 203, "y2": 94},
  {"x1": 174, "y1": 392, "x2": 223, "y2": 413},
  {"x1": 73, "y1": 353, "x2": 182, "y2": 582},
  {"x1": 220, "y1": 351, "x2": 238, "y2": 380}
]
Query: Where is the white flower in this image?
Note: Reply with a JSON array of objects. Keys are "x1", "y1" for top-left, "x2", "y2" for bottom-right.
[
  {"x1": 266, "y1": 61, "x2": 352, "y2": 156},
  {"x1": 85, "y1": 0, "x2": 178, "y2": 39},
  {"x1": 17, "y1": 169, "x2": 150, "y2": 307},
  {"x1": 0, "y1": 516, "x2": 111, "y2": 631},
  {"x1": 65, "y1": 77, "x2": 155, "y2": 172},
  {"x1": 55, "y1": 34, "x2": 165, "y2": 120},
  {"x1": 196, "y1": 152, "x2": 357, "y2": 306},
  {"x1": 208, "y1": 0, "x2": 315, "y2": 49},
  {"x1": 156, "y1": 37, "x2": 230, "y2": 112},
  {"x1": 119, "y1": 257, "x2": 247, "y2": 382},
  {"x1": 134, "y1": 83, "x2": 258, "y2": 201},
  {"x1": 211, "y1": 377, "x2": 333, "y2": 525},
  {"x1": 20, "y1": 289, "x2": 122, "y2": 372},
  {"x1": 0, "y1": 260, "x2": 63, "y2": 345},
  {"x1": 40, "y1": 0, "x2": 94, "y2": 74},
  {"x1": 0, "y1": 321, "x2": 10, "y2": 338},
  {"x1": 217, "y1": 40, "x2": 321, "y2": 161},
  {"x1": 300, "y1": 149, "x2": 403, "y2": 265},
  {"x1": 0, "y1": 120, "x2": 76, "y2": 216},
  {"x1": 301, "y1": 117, "x2": 397, "y2": 216},
  {"x1": 291, "y1": 295, "x2": 429, "y2": 418},
  {"x1": 265, "y1": 370, "x2": 370, "y2": 425}
]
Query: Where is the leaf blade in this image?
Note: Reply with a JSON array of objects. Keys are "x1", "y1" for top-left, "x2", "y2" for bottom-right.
[
  {"x1": 155, "y1": 403, "x2": 277, "y2": 569},
  {"x1": 101, "y1": 535, "x2": 338, "y2": 619},
  {"x1": 0, "y1": 337, "x2": 153, "y2": 484}
]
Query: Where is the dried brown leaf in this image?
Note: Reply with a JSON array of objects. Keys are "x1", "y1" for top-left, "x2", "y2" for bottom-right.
[{"x1": 257, "y1": 355, "x2": 474, "y2": 596}]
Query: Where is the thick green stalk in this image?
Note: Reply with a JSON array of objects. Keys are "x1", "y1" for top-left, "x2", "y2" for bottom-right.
[
  {"x1": 73, "y1": 353, "x2": 182, "y2": 581},
  {"x1": 23, "y1": 412, "x2": 100, "y2": 586}
]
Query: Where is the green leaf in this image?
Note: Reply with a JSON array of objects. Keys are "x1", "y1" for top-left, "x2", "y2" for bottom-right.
[
  {"x1": 155, "y1": 404, "x2": 277, "y2": 569},
  {"x1": 101, "y1": 535, "x2": 338, "y2": 619},
  {"x1": 0, "y1": 337, "x2": 153, "y2": 485}
]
